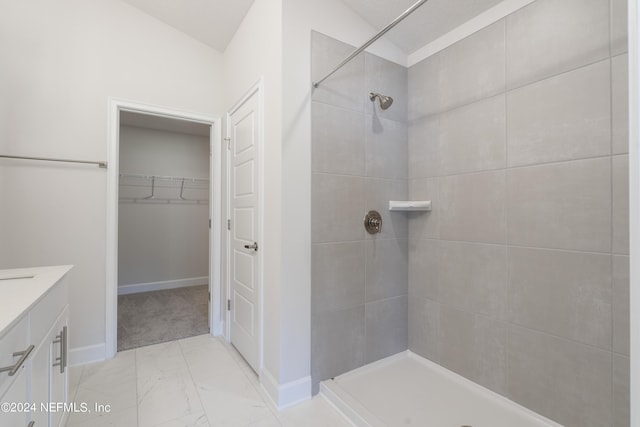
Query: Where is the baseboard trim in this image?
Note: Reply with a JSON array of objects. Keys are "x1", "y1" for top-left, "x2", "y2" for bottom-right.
[
  {"x1": 118, "y1": 276, "x2": 208, "y2": 295},
  {"x1": 69, "y1": 343, "x2": 107, "y2": 367},
  {"x1": 211, "y1": 322, "x2": 223, "y2": 336},
  {"x1": 260, "y1": 368, "x2": 312, "y2": 410}
]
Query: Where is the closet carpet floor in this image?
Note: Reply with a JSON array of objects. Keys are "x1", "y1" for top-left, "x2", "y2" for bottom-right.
[{"x1": 118, "y1": 285, "x2": 209, "y2": 351}]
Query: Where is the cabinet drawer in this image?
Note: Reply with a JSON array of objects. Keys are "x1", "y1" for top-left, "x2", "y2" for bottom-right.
[
  {"x1": 30, "y1": 278, "x2": 67, "y2": 346},
  {"x1": 0, "y1": 367, "x2": 28, "y2": 427},
  {"x1": 0, "y1": 316, "x2": 29, "y2": 398}
]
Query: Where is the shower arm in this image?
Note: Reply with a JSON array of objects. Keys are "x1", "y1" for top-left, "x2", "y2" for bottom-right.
[{"x1": 312, "y1": 0, "x2": 430, "y2": 89}]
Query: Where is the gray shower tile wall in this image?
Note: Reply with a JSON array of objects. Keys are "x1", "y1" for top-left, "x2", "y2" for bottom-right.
[
  {"x1": 365, "y1": 115, "x2": 408, "y2": 179},
  {"x1": 613, "y1": 354, "x2": 631, "y2": 427},
  {"x1": 311, "y1": 31, "x2": 364, "y2": 111},
  {"x1": 611, "y1": 0, "x2": 629, "y2": 55},
  {"x1": 439, "y1": 170, "x2": 506, "y2": 244},
  {"x1": 438, "y1": 307, "x2": 507, "y2": 394},
  {"x1": 365, "y1": 53, "x2": 408, "y2": 122},
  {"x1": 365, "y1": 296, "x2": 408, "y2": 363},
  {"x1": 613, "y1": 155, "x2": 630, "y2": 254},
  {"x1": 408, "y1": 116, "x2": 440, "y2": 178},
  {"x1": 506, "y1": 60, "x2": 611, "y2": 167},
  {"x1": 407, "y1": 0, "x2": 629, "y2": 425},
  {"x1": 365, "y1": 239, "x2": 408, "y2": 302},
  {"x1": 612, "y1": 54, "x2": 629, "y2": 154},
  {"x1": 508, "y1": 248, "x2": 612, "y2": 349},
  {"x1": 311, "y1": 241, "x2": 365, "y2": 313},
  {"x1": 408, "y1": 297, "x2": 439, "y2": 361},
  {"x1": 505, "y1": 0, "x2": 610, "y2": 89},
  {"x1": 507, "y1": 326, "x2": 613, "y2": 427},
  {"x1": 408, "y1": 55, "x2": 440, "y2": 120},
  {"x1": 310, "y1": 31, "x2": 409, "y2": 393},
  {"x1": 438, "y1": 241, "x2": 507, "y2": 320},
  {"x1": 311, "y1": 173, "x2": 365, "y2": 243},
  {"x1": 408, "y1": 178, "x2": 438, "y2": 239},
  {"x1": 438, "y1": 20, "x2": 505, "y2": 112},
  {"x1": 613, "y1": 255, "x2": 630, "y2": 355},
  {"x1": 439, "y1": 95, "x2": 506, "y2": 175},
  {"x1": 506, "y1": 158, "x2": 612, "y2": 252},
  {"x1": 311, "y1": 103, "x2": 365, "y2": 175}
]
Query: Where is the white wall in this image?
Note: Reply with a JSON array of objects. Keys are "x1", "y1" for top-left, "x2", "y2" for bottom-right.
[
  {"x1": 278, "y1": 0, "x2": 407, "y2": 405},
  {"x1": 0, "y1": 0, "x2": 224, "y2": 361},
  {"x1": 118, "y1": 126, "x2": 209, "y2": 289},
  {"x1": 222, "y1": 0, "x2": 285, "y2": 404}
]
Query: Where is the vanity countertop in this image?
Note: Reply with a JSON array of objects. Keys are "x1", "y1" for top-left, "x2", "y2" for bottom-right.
[{"x1": 0, "y1": 265, "x2": 72, "y2": 338}]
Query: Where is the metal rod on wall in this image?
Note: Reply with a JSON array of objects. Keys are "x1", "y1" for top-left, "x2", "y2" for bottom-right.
[
  {"x1": 312, "y1": 0, "x2": 430, "y2": 89},
  {"x1": 0, "y1": 154, "x2": 108, "y2": 168}
]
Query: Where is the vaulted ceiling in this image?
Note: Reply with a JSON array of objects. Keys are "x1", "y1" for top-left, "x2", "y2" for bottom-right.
[
  {"x1": 120, "y1": 0, "x2": 255, "y2": 52},
  {"x1": 120, "y1": 0, "x2": 504, "y2": 54},
  {"x1": 339, "y1": 0, "x2": 504, "y2": 53}
]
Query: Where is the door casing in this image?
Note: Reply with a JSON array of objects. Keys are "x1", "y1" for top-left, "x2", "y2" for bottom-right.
[{"x1": 106, "y1": 98, "x2": 223, "y2": 358}]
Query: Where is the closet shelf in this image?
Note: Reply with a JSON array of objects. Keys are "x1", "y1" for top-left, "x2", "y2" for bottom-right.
[
  {"x1": 119, "y1": 173, "x2": 209, "y2": 204},
  {"x1": 388, "y1": 200, "x2": 432, "y2": 211}
]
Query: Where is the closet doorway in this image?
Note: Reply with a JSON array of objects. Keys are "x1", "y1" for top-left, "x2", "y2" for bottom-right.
[{"x1": 106, "y1": 100, "x2": 222, "y2": 357}]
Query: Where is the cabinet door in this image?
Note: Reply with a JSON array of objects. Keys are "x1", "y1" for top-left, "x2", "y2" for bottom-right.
[
  {"x1": 49, "y1": 311, "x2": 67, "y2": 427},
  {"x1": 29, "y1": 338, "x2": 49, "y2": 427},
  {"x1": 30, "y1": 307, "x2": 68, "y2": 427},
  {"x1": 0, "y1": 368, "x2": 29, "y2": 427}
]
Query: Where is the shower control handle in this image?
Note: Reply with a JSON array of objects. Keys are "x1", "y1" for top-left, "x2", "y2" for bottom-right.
[
  {"x1": 364, "y1": 211, "x2": 382, "y2": 234},
  {"x1": 244, "y1": 242, "x2": 258, "y2": 252}
]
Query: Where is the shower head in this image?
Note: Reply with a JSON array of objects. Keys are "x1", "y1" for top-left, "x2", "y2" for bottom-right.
[{"x1": 369, "y1": 92, "x2": 394, "y2": 110}]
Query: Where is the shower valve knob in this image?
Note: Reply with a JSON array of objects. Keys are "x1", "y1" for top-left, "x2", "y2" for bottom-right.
[{"x1": 364, "y1": 210, "x2": 382, "y2": 234}]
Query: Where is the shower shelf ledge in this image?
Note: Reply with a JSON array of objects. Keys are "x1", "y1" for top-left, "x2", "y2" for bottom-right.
[{"x1": 389, "y1": 200, "x2": 432, "y2": 211}]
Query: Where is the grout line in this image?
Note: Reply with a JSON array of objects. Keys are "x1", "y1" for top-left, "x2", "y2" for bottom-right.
[
  {"x1": 312, "y1": 171, "x2": 408, "y2": 181},
  {"x1": 608, "y1": 14, "x2": 616, "y2": 420},
  {"x1": 422, "y1": 238, "x2": 616, "y2": 257},
  {"x1": 409, "y1": 56, "x2": 612, "y2": 127},
  {"x1": 504, "y1": 319, "x2": 614, "y2": 355},
  {"x1": 503, "y1": 19, "x2": 512, "y2": 395},
  {"x1": 505, "y1": 56, "x2": 611, "y2": 93}
]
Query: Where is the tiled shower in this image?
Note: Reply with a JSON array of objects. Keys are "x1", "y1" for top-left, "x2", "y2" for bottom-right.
[
  {"x1": 310, "y1": 0, "x2": 629, "y2": 425},
  {"x1": 311, "y1": 30, "x2": 409, "y2": 393}
]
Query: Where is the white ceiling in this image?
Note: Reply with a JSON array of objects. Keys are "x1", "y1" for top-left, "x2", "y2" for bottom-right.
[
  {"x1": 120, "y1": 0, "x2": 502, "y2": 55},
  {"x1": 339, "y1": 0, "x2": 504, "y2": 54},
  {"x1": 121, "y1": 0, "x2": 255, "y2": 52}
]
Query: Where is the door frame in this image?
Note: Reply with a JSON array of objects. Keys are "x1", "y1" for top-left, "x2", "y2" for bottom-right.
[
  {"x1": 225, "y1": 79, "x2": 265, "y2": 372},
  {"x1": 106, "y1": 98, "x2": 223, "y2": 358}
]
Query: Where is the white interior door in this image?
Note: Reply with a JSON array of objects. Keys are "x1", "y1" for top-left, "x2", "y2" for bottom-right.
[{"x1": 228, "y1": 87, "x2": 261, "y2": 372}]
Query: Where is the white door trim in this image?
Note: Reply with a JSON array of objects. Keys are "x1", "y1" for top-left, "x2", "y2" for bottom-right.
[
  {"x1": 225, "y1": 79, "x2": 265, "y2": 372},
  {"x1": 106, "y1": 98, "x2": 222, "y2": 358}
]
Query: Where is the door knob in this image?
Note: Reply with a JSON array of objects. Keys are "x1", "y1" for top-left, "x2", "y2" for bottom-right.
[{"x1": 244, "y1": 242, "x2": 258, "y2": 252}]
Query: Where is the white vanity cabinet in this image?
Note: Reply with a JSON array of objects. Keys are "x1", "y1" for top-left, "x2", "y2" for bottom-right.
[
  {"x1": 0, "y1": 266, "x2": 71, "y2": 427},
  {"x1": 30, "y1": 307, "x2": 69, "y2": 427}
]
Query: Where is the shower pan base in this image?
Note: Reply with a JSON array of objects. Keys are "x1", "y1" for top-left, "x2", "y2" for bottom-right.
[{"x1": 320, "y1": 351, "x2": 562, "y2": 427}]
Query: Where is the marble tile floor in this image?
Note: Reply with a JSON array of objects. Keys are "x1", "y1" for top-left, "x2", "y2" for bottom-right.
[{"x1": 67, "y1": 334, "x2": 353, "y2": 427}]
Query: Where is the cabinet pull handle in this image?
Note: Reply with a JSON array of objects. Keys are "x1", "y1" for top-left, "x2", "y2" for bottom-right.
[
  {"x1": 52, "y1": 326, "x2": 67, "y2": 374},
  {"x1": 0, "y1": 344, "x2": 35, "y2": 376}
]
